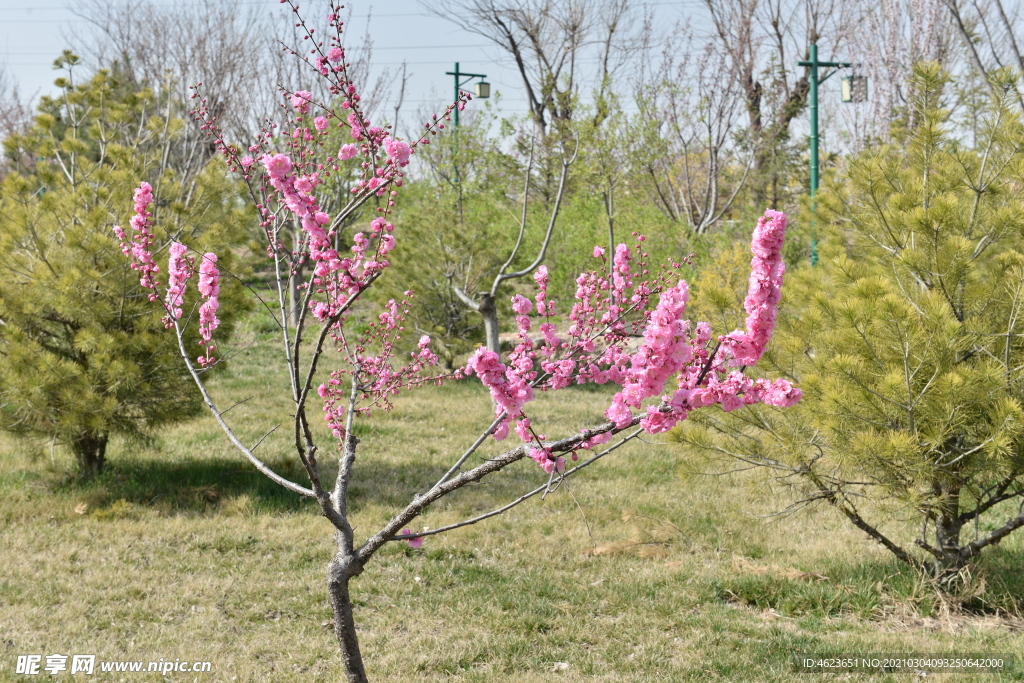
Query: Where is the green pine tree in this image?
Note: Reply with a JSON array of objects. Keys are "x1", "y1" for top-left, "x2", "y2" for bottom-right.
[
  {"x1": 675, "y1": 63, "x2": 1024, "y2": 582},
  {"x1": 0, "y1": 54, "x2": 248, "y2": 475}
]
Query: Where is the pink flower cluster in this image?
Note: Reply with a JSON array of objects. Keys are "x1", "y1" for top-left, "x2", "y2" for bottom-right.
[
  {"x1": 197, "y1": 254, "x2": 220, "y2": 367},
  {"x1": 164, "y1": 242, "x2": 191, "y2": 326},
  {"x1": 259, "y1": 151, "x2": 365, "y2": 320},
  {"x1": 382, "y1": 136, "x2": 411, "y2": 166},
  {"x1": 465, "y1": 211, "x2": 801, "y2": 471},
  {"x1": 465, "y1": 347, "x2": 534, "y2": 440},
  {"x1": 291, "y1": 90, "x2": 313, "y2": 114},
  {"x1": 722, "y1": 209, "x2": 788, "y2": 366},
  {"x1": 113, "y1": 182, "x2": 159, "y2": 301},
  {"x1": 318, "y1": 373, "x2": 347, "y2": 439},
  {"x1": 316, "y1": 297, "x2": 446, "y2": 432},
  {"x1": 401, "y1": 529, "x2": 423, "y2": 549},
  {"x1": 113, "y1": 183, "x2": 227, "y2": 369},
  {"x1": 606, "y1": 281, "x2": 692, "y2": 429}
]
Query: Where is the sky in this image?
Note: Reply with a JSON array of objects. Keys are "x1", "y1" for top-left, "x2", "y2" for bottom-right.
[{"x1": 0, "y1": 0, "x2": 704, "y2": 120}]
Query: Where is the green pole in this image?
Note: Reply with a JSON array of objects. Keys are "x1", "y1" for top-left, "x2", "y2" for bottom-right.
[
  {"x1": 809, "y1": 44, "x2": 819, "y2": 266},
  {"x1": 453, "y1": 62, "x2": 460, "y2": 128},
  {"x1": 450, "y1": 63, "x2": 462, "y2": 185},
  {"x1": 809, "y1": 45, "x2": 819, "y2": 198},
  {"x1": 797, "y1": 47, "x2": 850, "y2": 265}
]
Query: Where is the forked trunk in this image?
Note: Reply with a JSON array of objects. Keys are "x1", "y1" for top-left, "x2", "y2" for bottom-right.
[{"x1": 479, "y1": 293, "x2": 500, "y2": 355}]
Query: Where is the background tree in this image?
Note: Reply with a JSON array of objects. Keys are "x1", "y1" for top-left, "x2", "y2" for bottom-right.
[
  {"x1": 631, "y1": 29, "x2": 756, "y2": 234},
  {"x1": 703, "y1": 0, "x2": 850, "y2": 207},
  {"x1": 944, "y1": 0, "x2": 1024, "y2": 112},
  {"x1": 0, "y1": 56, "x2": 247, "y2": 475},
  {"x1": 425, "y1": 0, "x2": 640, "y2": 139},
  {"x1": 0, "y1": 65, "x2": 31, "y2": 177},
  {"x1": 375, "y1": 106, "x2": 523, "y2": 364},
  {"x1": 676, "y1": 63, "x2": 1024, "y2": 582}
]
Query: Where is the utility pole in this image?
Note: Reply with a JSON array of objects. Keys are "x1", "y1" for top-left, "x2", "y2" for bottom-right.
[{"x1": 797, "y1": 45, "x2": 850, "y2": 265}]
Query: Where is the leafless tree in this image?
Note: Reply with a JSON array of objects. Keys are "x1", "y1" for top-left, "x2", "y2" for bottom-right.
[
  {"x1": 702, "y1": 0, "x2": 851, "y2": 204},
  {"x1": 632, "y1": 28, "x2": 755, "y2": 233},
  {"x1": 455, "y1": 138, "x2": 576, "y2": 353},
  {"x1": 0, "y1": 65, "x2": 32, "y2": 175},
  {"x1": 424, "y1": 0, "x2": 641, "y2": 138},
  {"x1": 69, "y1": 0, "x2": 399, "y2": 146},
  {"x1": 69, "y1": 0, "x2": 274, "y2": 143},
  {"x1": 944, "y1": 0, "x2": 1024, "y2": 111}
]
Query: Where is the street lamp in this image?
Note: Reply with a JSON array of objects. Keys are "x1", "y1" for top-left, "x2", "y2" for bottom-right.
[
  {"x1": 841, "y1": 75, "x2": 868, "y2": 103},
  {"x1": 797, "y1": 44, "x2": 853, "y2": 264},
  {"x1": 445, "y1": 62, "x2": 489, "y2": 127}
]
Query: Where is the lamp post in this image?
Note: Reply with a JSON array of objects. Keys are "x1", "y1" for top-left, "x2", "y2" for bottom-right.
[
  {"x1": 444, "y1": 63, "x2": 489, "y2": 185},
  {"x1": 797, "y1": 45, "x2": 851, "y2": 264},
  {"x1": 445, "y1": 62, "x2": 489, "y2": 127}
]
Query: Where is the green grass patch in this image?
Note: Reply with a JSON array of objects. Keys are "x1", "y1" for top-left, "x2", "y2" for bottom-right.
[{"x1": 1, "y1": 328, "x2": 1023, "y2": 681}]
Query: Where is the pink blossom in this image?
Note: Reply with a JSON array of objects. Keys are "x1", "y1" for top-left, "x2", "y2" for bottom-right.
[
  {"x1": 723, "y1": 209, "x2": 788, "y2": 366},
  {"x1": 114, "y1": 182, "x2": 160, "y2": 300},
  {"x1": 328, "y1": 47, "x2": 344, "y2": 62},
  {"x1": 529, "y1": 447, "x2": 553, "y2": 470},
  {"x1": 262, "y1": 153, "x2": 293, "y2": 179},
  {"x1": 593, "y1": 246, "x2": 605, "y2": 258},
  {"x1": 347, "y1": 113, "x2": 365, "y2": 140},
  {"x1": 401, "y1": 529, "x2": 423, "y2": 549},
  {"x1": 240, "y1": 156, "x2": 254, "y2": 168},
  {"x1": 511, "y1": 294, "x2": 532, "y2": 315},
  {"x1": 338, "y1": 144, "x2": 358, "y2": 160},
  {"x1": 514, "y1": 418, "x2": 532, "y2": 441},
  {"x1": 291, "y1": 90, "x2": 313, "y2": 113},
  {"x1": 164, "y1": 242, "x2": 190, "y2": 322},
  {"x1": 314, "y1": 116, "x2": 329, "y2": 131},
  {"x1": 465, "y1": 346, "x2": 534, "y2": 438},
  {"x1": 383, "y1": 136, "x2": 411, "y2": 166},
  {"x1": 604, "y1": 281, "x2": 691, "y2": 427},
  {"x1": 760, "y1": 378, "x2": 803, "y2": 407},
  {"x1": 197, "y1": 253, "x2": 221, "y2": 366},
  {"x1": 612, "y1": 243, "x2": 632, "y2": 299}
]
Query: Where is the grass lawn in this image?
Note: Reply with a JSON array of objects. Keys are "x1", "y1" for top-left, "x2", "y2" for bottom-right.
[{"x1": 2, "y1": 324, "x2": 1023, "y2": 681}]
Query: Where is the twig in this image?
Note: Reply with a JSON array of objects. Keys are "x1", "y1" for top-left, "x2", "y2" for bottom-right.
[{"x1": 392, "y1": 429, "x2": 643, "y2": 541}]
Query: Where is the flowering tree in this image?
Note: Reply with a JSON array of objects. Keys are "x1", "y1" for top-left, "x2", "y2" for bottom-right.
[{"x1": 113, "y1": 3, "x2": 800, "y2": 679}]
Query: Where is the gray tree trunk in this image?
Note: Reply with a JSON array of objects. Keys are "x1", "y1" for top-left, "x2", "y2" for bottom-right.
[
  {"x1": 479, "y1": 293, "x2": 500, "y2": 355},
  {"x1": 327, "y1": 553, "x2": 367, "y2": 683}
]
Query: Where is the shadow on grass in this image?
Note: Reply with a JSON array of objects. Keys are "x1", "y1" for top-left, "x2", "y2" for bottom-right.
[
  {"x1": 716, "y1": 550, "x2": 1024, "y2": 621},
  {"x1": 964, "y1": 547, "x2": 1024, "y2": 615},
  {"x1": 45, "y1": 446, "x2": 547, "y2": 519},
  {"x1": 49, "y1": 455, "x2": 318, "y2": 514},
  {"x1": 347, "y1": 450, "x2": 547, "y2": 514}
]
